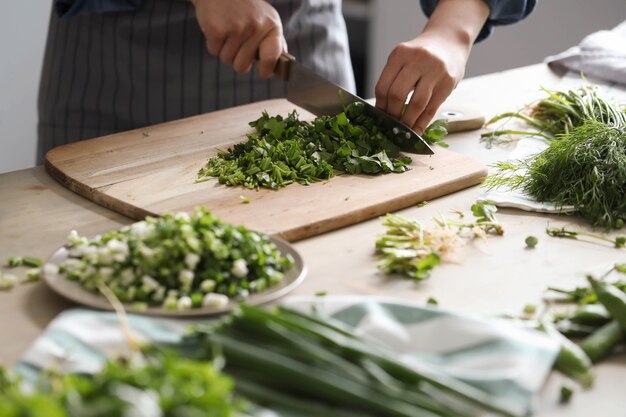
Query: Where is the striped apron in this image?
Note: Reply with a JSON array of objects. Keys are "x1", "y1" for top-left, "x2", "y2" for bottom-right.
[{"x1": 37, "y1": 0, "x2": 356, "y2": 163}]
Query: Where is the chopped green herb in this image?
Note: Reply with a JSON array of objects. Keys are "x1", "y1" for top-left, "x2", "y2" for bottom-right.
[
  {"x1": 426, "y1": 297, "x2": 438, "y2": 305},
  {"x1": 315, "y1": 290, "x2": 328, "y2": 296},
  {"x1": 240, "y1": 195, "x2": 251, "y2": 204},
  {"x1": 559, "y1": 384, "x2": 574, "y2": 404},
  {"x1": 6, "y1": 256, "x2": 23, "y2": 267},
  {"x1": 25, "y1": 268, "x2": 41, "y2": 282},
  {"x1": 416, "y1": 201, "x2": 428, "y2": 208},
  {"x1": 422, "y1": 119, "x2": 449, "y2": 147},
  {"x1": 523, "y1": 304, "x2": 536, "y2": 315},
  {"x1": 196, "y1": 102, "x2": 444, "y2": 190},
  {"x1": 0, "y1": 273, "x2": 18, "y2": 291},
  {"x1": 6, "y1": 256, "x2": 43, "y2": 268},
  {"x1": 525, "y1": 235, "x2": 538, "y2": 248}
]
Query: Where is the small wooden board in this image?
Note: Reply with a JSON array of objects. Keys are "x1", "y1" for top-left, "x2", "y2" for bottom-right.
[{"x1": 46, "y1": 99, "x2": 486, "y2": 241}]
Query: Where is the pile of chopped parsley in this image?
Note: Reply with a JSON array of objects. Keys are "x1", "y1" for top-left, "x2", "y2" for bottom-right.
[{"x1": 197, "y1": 102, "x2": 447, "y2": 190}]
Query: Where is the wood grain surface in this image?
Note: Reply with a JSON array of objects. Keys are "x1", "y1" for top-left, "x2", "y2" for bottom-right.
[{"x1": 45, "y1": 99, "x2": 486, "y2": 241}]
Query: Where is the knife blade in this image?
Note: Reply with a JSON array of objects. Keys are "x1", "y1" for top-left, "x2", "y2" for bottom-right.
[{"x1": 274, "y1": 53, "x2": 434, "y2": 155}]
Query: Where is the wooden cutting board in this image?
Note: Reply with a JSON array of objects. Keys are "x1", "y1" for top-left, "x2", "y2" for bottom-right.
[{"x1": 45, "y1": 99, "x2": 486, "y2": 242}]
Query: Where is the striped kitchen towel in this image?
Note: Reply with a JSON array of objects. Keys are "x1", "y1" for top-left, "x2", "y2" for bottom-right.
[{"x1": 16, "y1": 296, "x2": 558, "y2": 416}]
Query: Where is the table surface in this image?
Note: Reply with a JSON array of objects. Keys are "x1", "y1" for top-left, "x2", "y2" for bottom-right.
[{"x1": 1, "y1": 64, "x2": 624, "y2": 415}]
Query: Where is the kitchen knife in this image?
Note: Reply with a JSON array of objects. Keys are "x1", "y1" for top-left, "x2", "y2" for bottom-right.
[{"x1": 274, "y1": 52, "x2": 434, "y2": 155}]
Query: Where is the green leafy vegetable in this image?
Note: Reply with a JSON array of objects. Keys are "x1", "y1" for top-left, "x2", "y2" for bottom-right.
[
  {"x1": 49, "y1": 208, "x2": 293, "y2": 310},
  {"x1": 481, "y1": 84, "x2": 626, "y2": 145},
  {"x1": 197, "y1": 102, "x2": 448, "y2": 190},
  {"x1": 485, "y1": 122, "x2": 626, "y2": 229},
  {"x1": 422, "y1": 119, "x2": 449, "y2": 147}
]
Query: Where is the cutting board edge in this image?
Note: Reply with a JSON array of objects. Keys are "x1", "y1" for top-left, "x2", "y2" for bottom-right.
[
  {"x1": 274, "y1": 164, "x2": 488, "y2": 242},
  {"x1": 45, "y1": 158, "x2": 155, "y2": 221}
]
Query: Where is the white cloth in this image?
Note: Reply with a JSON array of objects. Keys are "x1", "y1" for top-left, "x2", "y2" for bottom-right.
[{"x1": 545, "y1": 20, "x2": 626, "y2": 85}]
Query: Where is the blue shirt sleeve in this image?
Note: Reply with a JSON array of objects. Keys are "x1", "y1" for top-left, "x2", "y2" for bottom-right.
[
  {"x1": 419, "y1": 0, "x2": 537, "y2": 42},
  {"x1": 55, "y1": 0, "x2": 143, "y2": 18}
]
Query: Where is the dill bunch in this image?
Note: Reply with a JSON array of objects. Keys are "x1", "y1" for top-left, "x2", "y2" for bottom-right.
[
  {"x1": 482, "y1": 85, "x2": 626, "y2": 144},
  {"x1": 485, "y1": 121, "x2": 626, "y2": 229}
]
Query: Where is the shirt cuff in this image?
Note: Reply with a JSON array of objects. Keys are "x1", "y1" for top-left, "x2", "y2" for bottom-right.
[{"x1": 420, "y1": 0, "x2": 537, "y2": 42}]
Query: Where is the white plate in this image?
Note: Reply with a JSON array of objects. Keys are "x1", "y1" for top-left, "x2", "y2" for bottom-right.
[{"x1": 43, "y1": 235, "x2": 307, "y2": 317}]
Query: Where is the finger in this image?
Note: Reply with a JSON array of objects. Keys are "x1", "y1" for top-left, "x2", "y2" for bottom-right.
[
  {"x1": 413, "y1": 82, "x2": 452, "y2": 134},
  {"x1": 257, "y1": 31, "x2": 283, "y2": 79},
  {"x1": 401, "y1": 75, "x2": 434, "y2": 129},
  {"x1": 219, "y1": 35, "x2": 246, "y2": 66},
  {"x1": 233, "y1": 32, "x2": 264, "y2": 74},
  {"x1": 205, "y1": 34, "x2": 225, "y2": 56},
  {"x1": 385, "y1": 64, "x2": 423, "y2": 119},
  {"x1": 374, "y1": 59, "x2": 403, "y2": 112}
]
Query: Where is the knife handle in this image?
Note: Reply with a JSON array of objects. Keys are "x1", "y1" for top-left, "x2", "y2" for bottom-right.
[{"x1": 274, "y1": 52, "x2": 296, "y2": 81}]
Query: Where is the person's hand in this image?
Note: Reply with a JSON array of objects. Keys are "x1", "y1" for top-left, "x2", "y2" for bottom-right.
[
  {"x1": 191, "y1": 0, "x2": 287, "y2": 78},
  {"x1": 375, "y1": 34, "x2": 468, "y2": 135},
  {"x1": 375, "y1": 0, "x2": 489, "y2": 134}
]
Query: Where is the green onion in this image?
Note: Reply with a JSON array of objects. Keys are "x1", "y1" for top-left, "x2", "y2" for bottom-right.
[
  {"x1": 187, "y1": 305, "x2": 524, "y2": 417},
  {"x1": 52, "y1": 208, "x2": 293, "y2": 309}
]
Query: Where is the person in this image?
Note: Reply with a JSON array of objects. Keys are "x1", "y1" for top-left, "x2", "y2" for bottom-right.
[{"x1": 38, "y1": 0, "x2": 536, "y2": 163}]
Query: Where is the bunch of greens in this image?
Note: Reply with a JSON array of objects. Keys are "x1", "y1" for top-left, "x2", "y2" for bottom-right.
[
  {"x1": 197, "y1": 102, "x2": 448, "y2": 190},
  {"x1": 375, "y1": 201, "x2": 503, "y2": 280},
  {"x1": 0, "y1": 350, "x2": 240, "y2": 417},
  {"x1": 481, "y1": 85, "x2": 626, "y2": 144},
  {"x1": 186, "y1": 304, "x2": 524, "y2": 417},
  {"x1": 484, "y1": 121, "x2": 626, "y2": 228},
  {"x1": 48, "y1": 207, "x2": 293, "y2": 311}
]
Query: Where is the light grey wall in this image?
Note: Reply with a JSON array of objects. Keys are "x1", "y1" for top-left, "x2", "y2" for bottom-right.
[
  {"x1": 0, "y1": 4, "x2": 50, "y2": 174},
  {"x1": 0, "y1": 1, "x2": 624, "y2": 173}
]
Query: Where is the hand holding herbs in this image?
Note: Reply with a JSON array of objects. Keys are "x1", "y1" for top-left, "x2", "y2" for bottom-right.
[
  {"x1": 482, "y1": 84, "x2": 626, "y2": 229},
  {"x1": 375, "y1": 201, "x2": 503, "y2": 280},
  {"x1": 45, "y1": 208, "x2": 293, "y2": 311},
  {"x1": 197, "y1": 102, "x2": 448, "y2": 189}
]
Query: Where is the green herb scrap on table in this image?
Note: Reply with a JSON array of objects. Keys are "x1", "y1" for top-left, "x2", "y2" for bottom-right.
[
  {"x1": 482, "y1": 84, "x2": 626, "y2": 229},
  {"x1": 376, "y1": 201, "x2": 503, "y2": 280},
  {"x1": 44, "y1": 208, "x2": 293, "y2": 311},
  {"x1": 197, "y1": 102, "x2": 449, "y2": 190}
]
